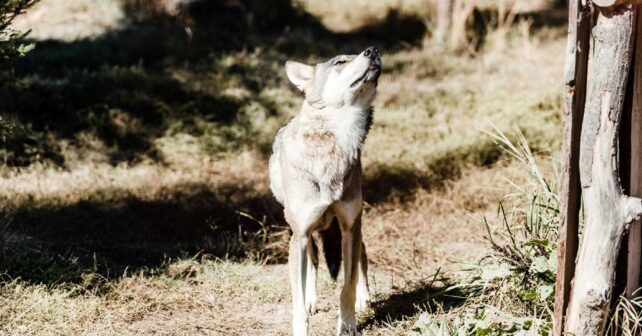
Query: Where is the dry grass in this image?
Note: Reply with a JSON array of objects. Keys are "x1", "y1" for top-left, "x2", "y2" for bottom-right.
[
  {"x1": 11, "y1": 0, "x2": 125, "y2": 41},
  {"x1": 302, "y1": 0, "x2": 430, "y2": 33},
  {"x1": 0, "y1": 158, "x2": 545, "y2": 336},
  {"x1": 1, "y1": 0, "x2": 567, "y2": 335},
  {"x1": 0, "y1": 259, "x2": 292, "y2": 335}
]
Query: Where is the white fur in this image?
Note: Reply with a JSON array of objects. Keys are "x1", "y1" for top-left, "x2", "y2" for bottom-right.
[
  {"x1": 321, "y1": 55, "x2": 375, "y2": 107},
  {"x1": 286, "y1": 61, "x2": 315, "y2": 91}
]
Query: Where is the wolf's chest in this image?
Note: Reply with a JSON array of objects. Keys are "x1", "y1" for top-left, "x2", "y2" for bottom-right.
[
  {"x1": 300, "y1": 120, "x2": 363, "y2": 164},
  {"x1": 298, "y1": 124, "x2": 363, "y2": 197},
  {"x1": 300, "y1": 112, "x2": 367, "y2": 157}
]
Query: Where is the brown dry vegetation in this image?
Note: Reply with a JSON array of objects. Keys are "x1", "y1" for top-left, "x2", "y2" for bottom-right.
[{"x1": 1, "y1": 0, "x2": 565, "y2": 335}]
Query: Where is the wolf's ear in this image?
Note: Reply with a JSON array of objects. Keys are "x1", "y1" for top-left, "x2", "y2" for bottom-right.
[{"x1": 285, "y1": 61, "x2": 314, "y2": 91}]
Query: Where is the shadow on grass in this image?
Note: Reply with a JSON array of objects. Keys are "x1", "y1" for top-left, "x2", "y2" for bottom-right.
[
  {"x1": 360, "y1": 278, "x2": 467, "y2": 330},
  {"x1": 363, "y1": 138, "x2": 505, "y2": 205},
  {"x1": 1, "y1": 182, "x2": 287, "y2": 284},
  {"x1": 1, "y1": 0, "x2": 427, "y2": 167},
  {"x1": 2, "y1": 69, "x2": 253, "y2": 166},
  {"x1": 0, "y1": 144, "x2": 501, "y2": 286},
  {"x1": 0, "y1": 138, "x2": 511, "y2": 285}
]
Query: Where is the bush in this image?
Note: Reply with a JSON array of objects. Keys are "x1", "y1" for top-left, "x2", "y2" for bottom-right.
[
  {"x1": 0, "y1": 0, "x2": 36, "y2": 83},
  {"x1": 0, "y1": 0, "x2": 36, "y2": 149}
]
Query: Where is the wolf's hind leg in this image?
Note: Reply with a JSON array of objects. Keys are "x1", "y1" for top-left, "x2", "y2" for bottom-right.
[
  {"x1": 355, "y1": 242, "x2": 370, "y2": 312},
  {"x1": 289, "y1": 234, "x2": 310, "y2": 336},
  {"x1": 305, "y1": 238, "x2": 319, "y2": 314}
]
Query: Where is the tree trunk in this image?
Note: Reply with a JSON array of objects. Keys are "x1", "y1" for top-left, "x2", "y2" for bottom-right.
[
  {"x1": 565, "y1": 5, "x2": 642, "y2": 335},
  {"x1": 553, "y1": 0, "x2": 590, "y2": 333},
  {"x1": 449, "y1": 0, "x2": 474, "y2": 51},
  {"x1": 434, "y1": 0, "x2": 453, "y2": 44}
]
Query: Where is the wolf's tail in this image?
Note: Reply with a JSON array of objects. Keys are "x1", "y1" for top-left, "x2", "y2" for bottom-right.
[{"x1": 321, "y1": 216, "x2": 342, "y2": 280}]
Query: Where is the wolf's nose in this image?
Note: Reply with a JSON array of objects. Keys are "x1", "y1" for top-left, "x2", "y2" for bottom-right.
[{"x1": 364, "y1": 46, "x2": 380, "y2": 59}]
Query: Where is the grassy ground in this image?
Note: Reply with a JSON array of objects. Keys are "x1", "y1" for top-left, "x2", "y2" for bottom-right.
[{"x1": 1, "y1": 1, "x2": 565, "y2": 335}]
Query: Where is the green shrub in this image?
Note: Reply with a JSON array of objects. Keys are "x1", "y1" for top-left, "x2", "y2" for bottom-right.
[
  {"x1": 0, "y1": 0, "x2": 36, "y2": 83},
  {"x1": 0, "y1": 0, "x2": 36, "y2": 143}
]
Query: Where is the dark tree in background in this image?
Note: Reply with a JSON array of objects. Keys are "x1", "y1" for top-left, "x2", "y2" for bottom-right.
[{"x1": 0, "y1": 0, "x2": 36, "y2": 140}]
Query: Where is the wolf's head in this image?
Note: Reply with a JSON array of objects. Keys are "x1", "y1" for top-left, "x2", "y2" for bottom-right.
[{"x1": 285, "y1": 46, "x2": 382, "y2": 109}]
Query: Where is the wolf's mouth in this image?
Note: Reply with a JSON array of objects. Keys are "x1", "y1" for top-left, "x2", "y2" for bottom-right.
[
  {"x1": 350, "y1": 64, "x2": 381, "y2": 88},
  {"x1": 350, "y1": 71, "x2": 368, "y2": 88}
]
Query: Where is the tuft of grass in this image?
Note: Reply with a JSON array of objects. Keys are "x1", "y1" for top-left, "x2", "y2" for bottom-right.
[{"x1": 607, "y1": 294, "x2": 642, "y2": 336}]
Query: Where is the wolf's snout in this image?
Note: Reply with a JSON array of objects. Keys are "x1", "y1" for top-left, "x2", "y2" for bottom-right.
[{"x1": 363, "y1": 46, "x2": 380, "y2": 59}]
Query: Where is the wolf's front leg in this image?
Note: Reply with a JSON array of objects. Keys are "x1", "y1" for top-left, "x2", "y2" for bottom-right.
[
  {"x1": 289, "y1": 235, "x2": 309, "y2": 336},
  {"x1": 337, "y1": 219, "x2": 363, "y2": 335},
  {"x1": 355, "y1": 242, "x2": 370, "y2": 312}
]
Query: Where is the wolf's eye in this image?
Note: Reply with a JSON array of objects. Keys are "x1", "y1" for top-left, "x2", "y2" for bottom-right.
[{"x1": 333, "y1": 60, "x2": 347, "y2": 66}]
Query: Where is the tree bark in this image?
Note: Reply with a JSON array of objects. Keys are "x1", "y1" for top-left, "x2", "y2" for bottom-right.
[
  {"x1": 553, "y1": 0, "x2": 590, "y2": 334},
  {"x1": 565, "y1": 5, "x2": 642, "y2": 335}
]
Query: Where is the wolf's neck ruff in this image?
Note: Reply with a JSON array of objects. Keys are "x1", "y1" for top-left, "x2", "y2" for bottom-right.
[
  {"x1": 291, "y1": 101, "x2": 372, "y2": 201},
  {"x1": 300, "y1": 100, "x2": 373, "y2": 156}
]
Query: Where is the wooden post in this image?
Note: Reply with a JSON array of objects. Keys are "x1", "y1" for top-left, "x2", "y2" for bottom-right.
[
  {"x1": 627, "y1": 5, "x2": 642, "y2": 299},
  {"x1": 565, "y1": 5, "x2": 642, "y2": 335},
  {"x1": 553, "y1": 0, "x2": 591, "y2": 334}
]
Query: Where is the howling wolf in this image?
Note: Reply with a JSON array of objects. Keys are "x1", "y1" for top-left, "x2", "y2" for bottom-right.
[{"x1": 269, "y1": 46, "x2": 382, "y2": 336}]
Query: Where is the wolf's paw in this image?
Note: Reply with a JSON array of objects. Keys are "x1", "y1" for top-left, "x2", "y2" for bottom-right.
[
  {"x1": 355, "y1": 295, "x2": 370, "y2": 312},
  {"x1": 293, "y1": 316, "x2": 309, "y2": 336},
  {"x1": 337, "y1": 318, "x2": 358, "y2": 336},
  {"x1": 306, "y1": 295, "x2": 317, "y2": 314},
  {"x1": 355, "y1": 288, "x2": 370, "y2": 312}
]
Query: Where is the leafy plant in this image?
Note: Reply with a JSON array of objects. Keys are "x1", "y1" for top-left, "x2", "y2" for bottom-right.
[
  {"x1": 413, "y1": 125, "x2": 558, "y2": 335},
  {"x1": 0, "y1": 0, "x2": 36, "y2": 84},
  {"x1": 465, "y1": 126, "x2": 557, "y2": 335},
  {"x1": 0, "y1": 0, "x2": 36, "y2": 144}
]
